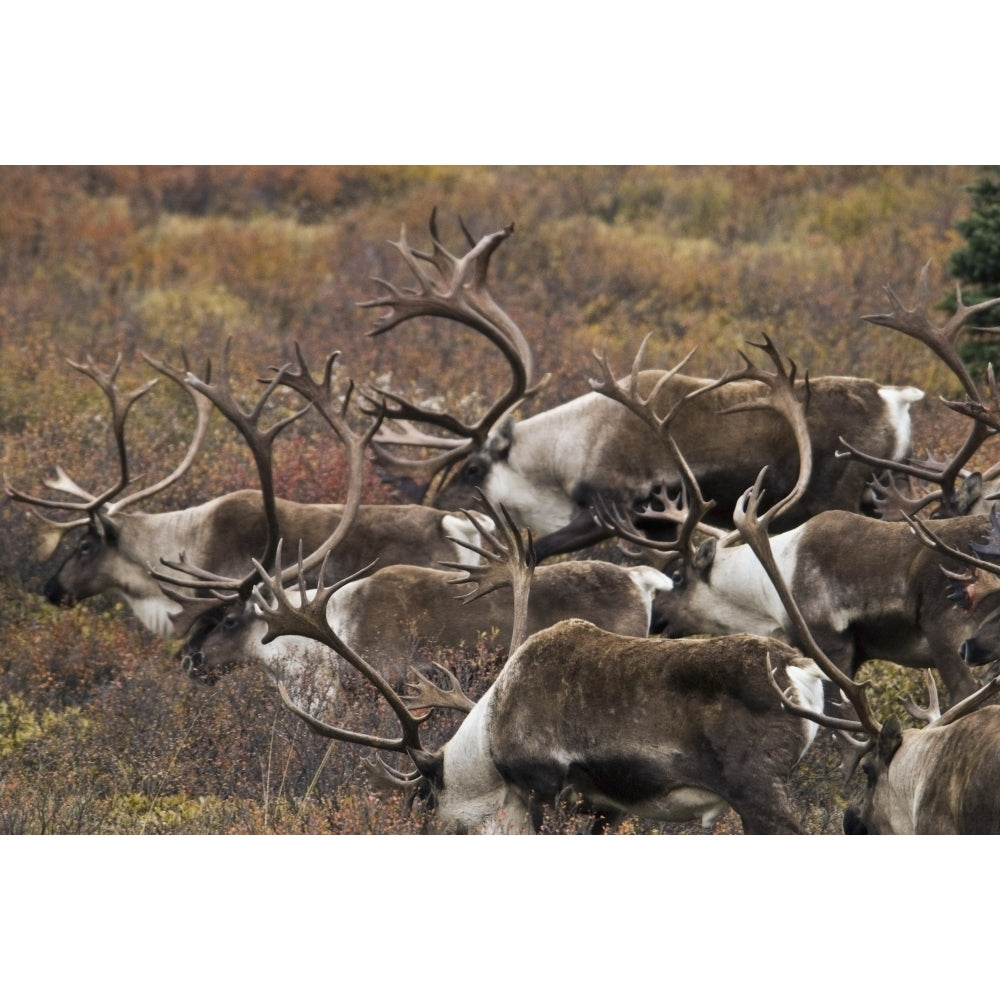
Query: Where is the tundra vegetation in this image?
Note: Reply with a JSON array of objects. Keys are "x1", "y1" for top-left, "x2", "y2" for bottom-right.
[{"x1": 0, "y1": 165, "x2": 994, "y2": 834}]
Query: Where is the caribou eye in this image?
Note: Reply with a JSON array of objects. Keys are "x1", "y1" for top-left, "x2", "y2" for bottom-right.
[
  {"x1": 861, "y1": 759, "x2": 877, "y2": 787},
  {"x1": 670, "y1": 569, "x2": 685, "y2": 589}
]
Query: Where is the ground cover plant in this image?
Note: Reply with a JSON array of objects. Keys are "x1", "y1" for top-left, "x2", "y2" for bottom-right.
[{"x1": 1, "y1": 165, "x2": 994, "y2": 834}]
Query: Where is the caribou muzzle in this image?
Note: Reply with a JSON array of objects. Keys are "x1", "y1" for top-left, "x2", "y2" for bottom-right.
[{"x1": 43, "y1": 576, "x2": 75, "y2": 608}]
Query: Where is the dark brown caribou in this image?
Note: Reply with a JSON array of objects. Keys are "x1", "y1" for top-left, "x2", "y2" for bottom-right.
[
  {"x1": 250, "y1": 498, "x2": 827, "y2": 834},
  {"x1": 595, "y1": 282, "x2": 1000, "y2": 704},
  {"x1": 733, "y1": 473, "x2": 1000, "y2": 835},
  {"x1": 362, "y1": 212, "x2": 925, "y2": 560}
]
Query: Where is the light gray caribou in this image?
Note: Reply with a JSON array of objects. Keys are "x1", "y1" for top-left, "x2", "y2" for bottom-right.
[
  {"x1": 6, "y1": 348, "x2": 489, "y2": 638},
  {"x1": 180, "y1": 520, "x2": 674, "y2": 685},
  {"x1": 251, "y1": 505, "x2": 827, "y2": 835},
  {"x1": 733, "y1": 474, "x2": 1000, "y2": 835},
  {"x1": 363, "y1": 212, "x2": 926, "y2": 560}
]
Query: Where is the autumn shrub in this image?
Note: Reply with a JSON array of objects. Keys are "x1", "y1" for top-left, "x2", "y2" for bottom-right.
[{"x1": 2, "y1": 165, "x2": 994, "y2": 835}]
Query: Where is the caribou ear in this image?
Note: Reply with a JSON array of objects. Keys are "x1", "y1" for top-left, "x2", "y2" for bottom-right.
[
  {"x1": 877, "y1": 715, "x2": 903, "y2": 766},
  {"x1": 407, "y1": 746, "x2": 445, "y2": 786},
  {"x1": 692, "y1": 537, "x2": 717, "y2": 574},
  {"x1": 488, "y1": 416, "x2": 517, "y2": 461}
]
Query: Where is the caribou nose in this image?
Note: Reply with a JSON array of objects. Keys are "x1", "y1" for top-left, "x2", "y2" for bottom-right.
[
  {"x1": 182, "y1": 650, "x2": 205, "y2": 678},
  {"x1": 43, "y1": 577, "x2": 72, "y2": 606},
  {"x1": 959, "y1": 638, "x2": 991, "y2": 666}
]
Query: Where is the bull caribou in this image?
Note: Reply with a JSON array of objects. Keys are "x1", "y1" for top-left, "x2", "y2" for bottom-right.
[
  {"x1": 626, "y1": 483, "x2": 1000, "y2": 703},
  {"x1": 253, "y1": 529, "x2": 827, "y2": 834},
  {"x1": 362, "y1": 211, "x2": 925, "y2": 559},
  {"x1": 595, "y1": 278, "x2": 1000, "y2": 704},
  {"x1": 5, "y1": 348, "x2": 489, "y2": 638},
  {"x1": 733, "y1": 474, "x2": 1000, "y2": 835},
  {"x1": 181, "y1": 502, "x2": 675, "y2": 687}
]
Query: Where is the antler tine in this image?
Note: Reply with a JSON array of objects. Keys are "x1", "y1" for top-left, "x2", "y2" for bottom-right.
[
  {"x1": 363, "y1": 417, "x2": 476, "y2": 467},
  {"x1": 928, "y1": 672, "x2": 1000, "y2": 729},
  {"x1": 65, "y1": 354, "x2": 160, "y2": 510},
  {"x1": 167, "y1": 340, "x2": 312, "y2": 594},
  {"x1": 359, "y1": 212, "x2": 545, "y2": 483},
  {"x1": 863, "y1": 260, "x2": 1000, "y2": 400},
  {"x1": 592, "y1": 441, "x2": 731, "y2": 563},
  {"x1": 734, "y1": 469, "x2": 883, "y2": 740},
  {"x1": 13, "y1": 508, "x2": 89, "y2": 561},
  {"x1": 361, "y1": 755, "x2": 423, "y2": 795},
  {"x1": 902, "y1": 506, "x2": 1000, "y2": 578},
  {"x1": 5, "y1": 355, "x2": 159, "y2": 515},
  {"x1": 697, "y1": 335, "x2": 815, "y2": 532},
  {"x1": 943, "y1": 362, "x2": 1000, "y2": 434},
  {"x1": 263, "y1": 347, "x2": 384, "y2": 590},
  {"x1": 3, "y1": 468, "x2": 97, "y2": 511},
  {"x1": 253, "y1": 544, "x2": 430, "y2": 757},
  {"x1": 901, "y1": 670, "x2": 942, "y2": 723},
  {"x1": 404, "y1": 662, "x2": 476, "y2": 715},
  {"x1": 868, "y1": 469, "x2": 942, "y2": 521},
  {"x1": 105, "y1": 351, "x2": 216, "y2": 513},
  {"x1": 765, "y1": 654, "x2": 868, "y2": 734},
  {"x1": 691, "y1": 334, "x2": 801, "y2": 401},
  {"x1": 589, "y1": 335, "x2": 699, "y2": 435},
  {"x1": 438, "y1": 491, "x2": 536, "y2": 654}
]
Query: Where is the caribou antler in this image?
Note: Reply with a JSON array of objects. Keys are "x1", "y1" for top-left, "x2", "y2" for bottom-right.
[
  {"x1": 593, "y1": 438, "x2": 730, "y2": 566},
  {"x1": 902, "y1": 505, "x2": 1000, "y2": 579},
  {"x1": 734, "y1": 468, "x2": 882, "y2": 750},
  {"x1": 593, "y1": 334, "x2": 813, "y2": 558},
  {"x1": 589, "y1": 334, "x2": 699, "y2": 435},
  {"x1": 839, "y1": 262, "x2": 1000, "y2": 510},
  {"x1": 404, "y1": 662, "x2": 476, "y2": 715},
  {"x1": 944, "y1": 363, "x2": 1000, "y2": 434},
  {"x1": 438, "y1": 491, "x2": 536, "y2": 655},
  {"x1": 255, "y1": 543, "x2": 431, "y2": 756},
  {"x1": 699, "y1": 335, "x2": 814, "y2": 531},
  {"x1": 4, "y1": 351, "x2": 213, "y2": 558},
  {"x1": 359, "y1": 209, "x2": 547, "y2": 483},
  {"x1": 151, "y1": 344, "x2": 382, "y2": 636},
  {"x1": 902, "y1": 671, "x2": 942, "y2": 723}
]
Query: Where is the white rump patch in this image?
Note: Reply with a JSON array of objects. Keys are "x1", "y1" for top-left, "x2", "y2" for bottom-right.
[
  {"x1": 879, "y1": 385, "x2": 925, "y2": 461},
  {"x1": 784, "y1": 659, "x2": 826, "y2": 752},
  {"x1": 626, "y1": 565, "x2": 674, "y2": 597},
  {"x1": 442, "y1": 513, "x2": 496, "y2": 566}
]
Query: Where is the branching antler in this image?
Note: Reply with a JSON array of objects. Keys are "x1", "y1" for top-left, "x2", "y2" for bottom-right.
[
  {"x1": 840, "y1": 262, "x2": 1000, "y2": 511},
  {"x1": 404, "y1": 662, "x2": 476, "y2": 715},
  {"x1": 254, "y1": 544, "x2": 432, "y2": 758},
  {"x1": 588, "y1": 334, "x2": 699, "y2": 435},
  {"x1": 438, "y1": 491, "x2": 536, "y2": 654},
  {"x1": 734, "y1": 468, "x2": 882, "y2": 747},
  {"x1": 592, "y1": 334, "x2": 813, "y2": 559},
  {"x1": 151, "y1": 344, "x2": 382, "y2": 636},
  {"x1": 358, "y1": 209, "x2": 547, "y2": 482},
  {"x1": 902, "y1": 505, "x2": 1000, "y2": 579},
  {"x1": 4, "y1": 351, "x2": 213, "y2": 558},
  {"x1": 593, "y1": 439, "x2": 731, "y2": 566}
]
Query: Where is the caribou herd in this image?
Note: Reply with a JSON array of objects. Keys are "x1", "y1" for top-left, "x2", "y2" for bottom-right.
[{"x1": 8, "y1": 210, "x2": 1000, "y2": 834}]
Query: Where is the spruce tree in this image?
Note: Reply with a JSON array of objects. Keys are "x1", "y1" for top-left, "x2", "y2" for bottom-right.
[{"x1": 947, "y1": 166, "x2": 1000, "y2": 376}]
